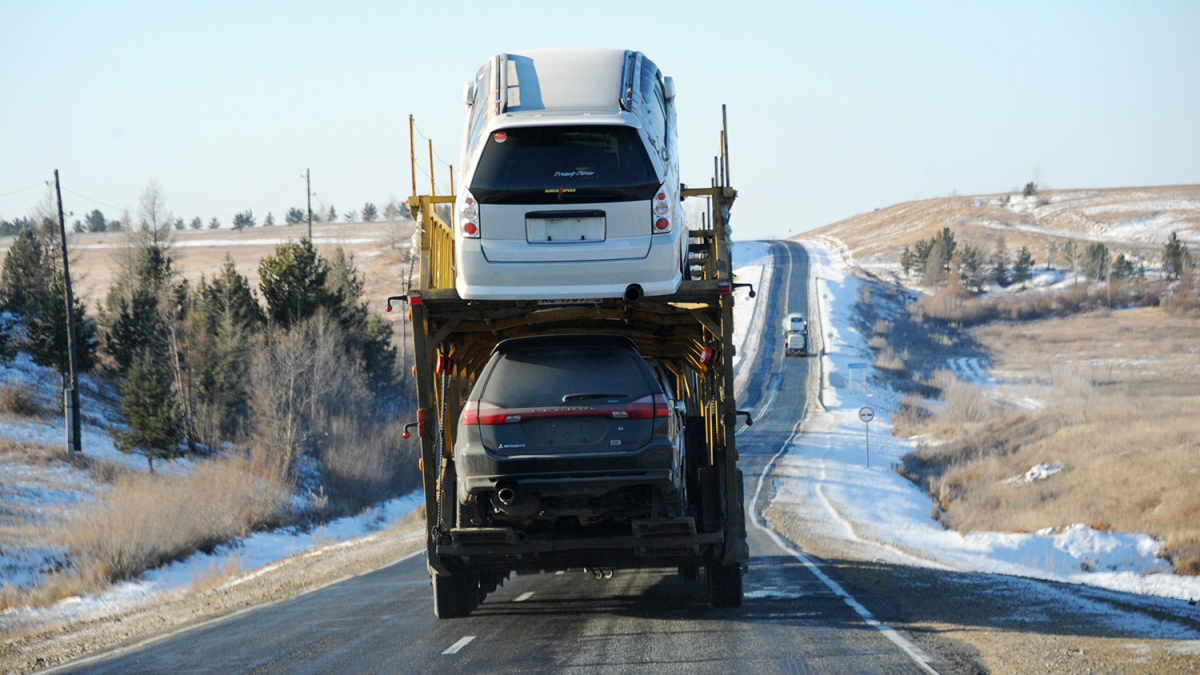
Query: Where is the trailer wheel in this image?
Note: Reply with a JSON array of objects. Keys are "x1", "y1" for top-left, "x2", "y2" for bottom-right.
[
  {"x1": 432, "y1": 572, "x2": 477, "y2": 619},
  {"x1": 707, "y1": 564, "x2": 743, "y2": 608}
]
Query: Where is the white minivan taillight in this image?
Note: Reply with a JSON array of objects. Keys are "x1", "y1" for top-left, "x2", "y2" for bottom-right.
[
  {"x1": 460, "y1": 193, "x2": 480, "y2": 238},
  {"x1": 652, "y1": 190, "x2": 671, "y2": 234}
]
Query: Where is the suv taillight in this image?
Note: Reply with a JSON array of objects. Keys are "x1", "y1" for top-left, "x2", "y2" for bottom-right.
[
  {"x1": 652, "y1": 190, "x2": 671, "y2": 234},
  {"x1": 460, "y1": 193, "x2": 480, "y2": 238}
]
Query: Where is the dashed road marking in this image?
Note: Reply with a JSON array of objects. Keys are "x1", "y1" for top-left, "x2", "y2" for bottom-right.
[
  {"x1": 442, "y1": 636, "x2": 476, "y2": 655},
  {"x1": 514, "y1": 591, "x2": 534, "y2": 602}
]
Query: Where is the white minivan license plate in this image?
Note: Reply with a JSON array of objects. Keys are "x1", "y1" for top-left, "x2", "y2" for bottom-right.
[{"x1": 526, "y1": 211, "x2": 605, "y2": 244}]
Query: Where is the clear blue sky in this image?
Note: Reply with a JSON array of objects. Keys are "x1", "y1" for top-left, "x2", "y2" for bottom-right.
[{"x1": 2, "y1": 1, "x2": 1197, "y2": 240}]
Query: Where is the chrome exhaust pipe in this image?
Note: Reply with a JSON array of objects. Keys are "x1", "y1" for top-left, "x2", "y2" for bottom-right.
[{"x1": 497, "y1": 487, "x2": 517, "y2": 505}]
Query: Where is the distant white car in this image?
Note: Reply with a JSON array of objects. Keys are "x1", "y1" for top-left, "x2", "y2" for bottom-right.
[
  {"x1": 453, "y1": 49, "x2": 687, "y2": 301},
  {"x1": 783, "y1": 313, "x2": 807, "y2": 334},
  {"x1": 783, "y1": 313, "x2": 807, "y2": 356}
]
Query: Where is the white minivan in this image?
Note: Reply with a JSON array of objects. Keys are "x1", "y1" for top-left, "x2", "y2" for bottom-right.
[{"x1": 454, "y1": 49, "x2": 687, "y2": 301}]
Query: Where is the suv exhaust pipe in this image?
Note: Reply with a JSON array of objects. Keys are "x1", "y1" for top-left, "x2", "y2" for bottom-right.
[{"x1": 623, "y1": 284, "x2": 643, "y2": 302}]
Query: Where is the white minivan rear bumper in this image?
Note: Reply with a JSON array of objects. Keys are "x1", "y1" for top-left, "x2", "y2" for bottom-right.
[{"x1": 455, "y1": 229, "x2": 684, "y2": 300}]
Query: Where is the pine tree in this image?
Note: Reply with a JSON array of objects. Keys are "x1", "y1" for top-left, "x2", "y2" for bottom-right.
[
  {"x1": 1084, "y1": 243, "x2": 1110, "y2": 281},
  {"x1": 110, "y1": 351, "x2": 183, "y2": 471},
  {"x1": 86, "y1": 210, "x2": 108, "y2": 232},
  {"x1": 73, "y1": 220, "x2": 85, "y2": 233},
  {"x1": 232, "y1": 210, "x2": 256, "y2": 230},
  {"x1": 1111, "y1": 253, "x2": 1135, "y2": 280},
  {"x1": 27, "y1": 274, "x2": 97, "y2": 376},
  {"x1": 286, "y1": 208, "x2": 305, "y2": 225},
  {"x1": 0, "y1": 227, "x2": 52, "y2": 321},
  {"x1": 190, "y1": 217, "x2": 203, "y2": 229},
  {"x1": 956, "y1": 243, "x2": 986, "y2": 292},
  {"x1": 259, "y1": 239, "x2": 339, "y2": 329},
  {"x1": 1162, "y1": 232, "x2": 1192, "y2": 280},
  {"x1": 989, "y1": 242, "x2": 1010, "y2": 287},
  {"x1": 204, "y1": 254, "x2": 266, "y2": 331},
  {"x1": 326, "y1": 205, "x2": 337, "y2": 222},
  {"x1": 209, "y1": 217, "x2": 221, "y2": 229},
  {"x1": 361, "y1": 203, "x2": 378, "y2": 222},
  {"x1": 173, "y1": 217, "x2": 185, "y2": 230},
  {"x1": 264, "y1": 212, "x2": 275, "y2": 227},
  {"x1": 1012, "y1": 246, "x2": 1035, "y2": 287},
  {"x1": 900, "y1": 246, "x2": 913, "y2": 278}
]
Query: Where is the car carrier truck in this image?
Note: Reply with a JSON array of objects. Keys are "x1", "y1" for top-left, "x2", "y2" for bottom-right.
[{"x1": 390, "y1": 109, "x2": 749, "y2": 619}]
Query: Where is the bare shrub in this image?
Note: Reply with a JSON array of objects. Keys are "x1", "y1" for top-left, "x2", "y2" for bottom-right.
[
  {"x1": 0, "y1": 383, "x2": 47, "y2": 418},
  {"x1": 930, "y1": 370, "x2": 992, "y2": 425},
  {"x1": 250, "y1": 312, "x2": 370, "y2": 468},
  {"x1": 58, "y1": 451, "x2": 290, "y2": 588},
  {"x1": 1167, "y1": 546, "x2": 1200, "y2": 576},
  {"x1": 892, "y1": 393, "x2": 932, "y2": 437},
  {"x1": 318, "y1": 417, "x2": 420, "y2": 514},
  {"x1": 917, "y1": 282, "x2": 1163, "y2": 327},
  {"x1": 1162, "y1": 283, "x2": 1200, "y2": 317},
  {"x1": 873, "y1": 345, "x2": 906, "y2": 371}
]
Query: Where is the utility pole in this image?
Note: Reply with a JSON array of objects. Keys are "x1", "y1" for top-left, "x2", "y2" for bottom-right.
[
  {"x1": 306, "y1": 168, "x2": 312, "y2": 240},
  {"x1": 54, "y1": 170, "x2": 81, "y2": 459}
]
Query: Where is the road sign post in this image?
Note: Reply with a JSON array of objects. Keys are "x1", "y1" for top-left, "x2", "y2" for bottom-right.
[{"x1": 858, "y1": 406, "x2": 874, "y2": 467}]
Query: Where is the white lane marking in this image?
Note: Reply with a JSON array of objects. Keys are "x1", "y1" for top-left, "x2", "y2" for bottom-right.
[
  {"x1": 442, "y1": 635, "x2": 476, "y2": 655},
  {"x1": 749, "y1": 419, "x2": 942, "y2": 675},
  {"x1": 555, "y1": 570, "x2": 564, "y2": 575},
  {"x1": 514, "y1": 591, "x2": 534, "y2": 602}
]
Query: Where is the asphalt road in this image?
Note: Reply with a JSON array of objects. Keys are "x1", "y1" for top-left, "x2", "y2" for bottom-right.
[{"x1": 59, "y1": 241, "x2": 946, "y2": 674}]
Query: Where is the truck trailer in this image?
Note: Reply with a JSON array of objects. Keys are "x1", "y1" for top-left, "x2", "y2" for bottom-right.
[{"x1": 393, "y1": 110, "x2": 748, "y2": 619}]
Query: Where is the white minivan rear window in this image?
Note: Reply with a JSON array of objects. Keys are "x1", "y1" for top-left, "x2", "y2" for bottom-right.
[{"x1": 470, "y1": 125, "x2": 659, "y2": 205}]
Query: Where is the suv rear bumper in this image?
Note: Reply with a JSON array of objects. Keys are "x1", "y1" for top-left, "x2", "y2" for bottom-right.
[
  {"x1": 455, "y1": 231, "x2": 683, "y2": 300},
  {"x1": 455, "y1": 436, "x2": 681, "y2": 497}
]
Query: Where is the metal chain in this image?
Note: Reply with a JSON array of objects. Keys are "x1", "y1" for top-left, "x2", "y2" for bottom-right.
[{"x1": 433, "y1": 363, "x2": 450, "y2": 534}]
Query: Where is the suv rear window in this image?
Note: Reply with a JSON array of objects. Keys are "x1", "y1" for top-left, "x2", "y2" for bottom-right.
[
  {"x1": 481, "y1": 345, "x2": 655, "y2": 407},
  {"x1": 470, "y1": 125, "x2": 659, "y2": 205}
]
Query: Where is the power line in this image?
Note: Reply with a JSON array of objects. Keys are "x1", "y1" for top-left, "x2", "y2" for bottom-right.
[
  {"x1": 412, "y1": 122, "x2": 454, "y2": 169},
  {"x1": 61, "y1": 187, "x2": 125, "y2": 212},
  {"x1": 0, "y1": 181, "x2": 48, "y2": 199}
]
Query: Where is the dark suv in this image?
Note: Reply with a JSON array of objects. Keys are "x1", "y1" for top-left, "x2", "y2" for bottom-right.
[{"x1": 453, "y1": 334, "x2": 684, "y2": 530}]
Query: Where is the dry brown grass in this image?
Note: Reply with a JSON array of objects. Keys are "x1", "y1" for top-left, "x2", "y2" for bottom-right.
[
  {"x1": 0, "y1": 451, "x2": 292, "y2": 610},
  {"x1": 0, "y1": 383, "x2": 48, "y2": 418},
  {"x1": 912, "y1": 282, "x2": 1162, "y2": 327},
  {"x1": 898, "y1": 306, "x2": 1200, "y2": 574}
]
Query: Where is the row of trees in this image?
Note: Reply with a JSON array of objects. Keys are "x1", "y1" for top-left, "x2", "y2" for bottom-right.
[
  {"x1": 4, "y1": 197, "x2": 414, "y2": 239},
  {"x1": 0, "y1": 185, "x2": 405, "y2": 472},
  {"x1": 900, "y1": 228, "x2": 1191, "y2": 291}
]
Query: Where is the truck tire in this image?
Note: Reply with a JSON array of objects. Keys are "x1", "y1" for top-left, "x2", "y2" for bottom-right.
[
  {"x1": 432, "y1": 572, "x2": 476, "y2": 619},
  {"x1": 707, "y1": 563, "x2": 743, "y2": 608}
]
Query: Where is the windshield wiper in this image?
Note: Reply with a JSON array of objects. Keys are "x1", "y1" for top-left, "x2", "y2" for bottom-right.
[{"x1": 562, "y1": 393, "x2": 626, "y2": 402}]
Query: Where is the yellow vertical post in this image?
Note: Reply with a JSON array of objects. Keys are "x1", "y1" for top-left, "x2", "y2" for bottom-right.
[
  {"x1": 409, "y1": 115, "x2": 417, "y2": 200},
  {"x1": 449, "y1": 165, "x2": 455, "y2": 199},
  {"x1": 428, "y1": 140, "x2": 436, "y2": 197}
]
